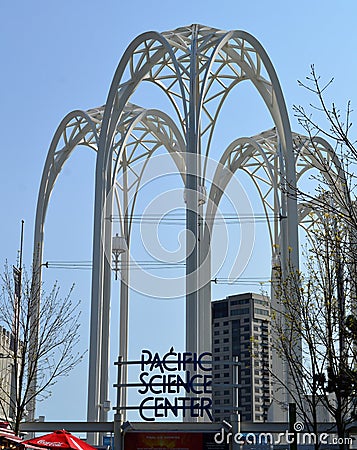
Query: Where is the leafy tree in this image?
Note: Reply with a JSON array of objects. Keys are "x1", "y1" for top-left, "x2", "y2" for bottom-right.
[
  {"x1": 270, "y1": 66, "x2": 357, "y2": 450},
  {"x1": 271, "y1": 210, "x2": 357, "y2": 450}
]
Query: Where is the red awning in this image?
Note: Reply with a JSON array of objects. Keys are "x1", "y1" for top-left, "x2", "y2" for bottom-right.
[
  {"x1": 0, "y1": 433, "x2": 23, "y2": 443},
  {"x1": 0, "y1": 422, "x2": 23, "y2": 443}
]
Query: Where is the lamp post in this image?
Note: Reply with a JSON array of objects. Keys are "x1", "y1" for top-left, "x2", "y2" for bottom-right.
[
  {"x1": 112, "y1": 234, "x2": 128, "y2": 280},
  {"x1": 112, "y1": 235, "x2": 127, "y2": 450}
]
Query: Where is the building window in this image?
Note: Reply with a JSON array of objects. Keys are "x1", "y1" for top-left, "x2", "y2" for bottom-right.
[
  {"x1": 213, "y1": 301, "x2": 228, "y2": 319},
  {"x1": 254, "y1": 298, "x2": 269, "y2": 307},
  {"x1": 254, "y1": 307, "x2": 269, "y2": 316},
  {"x1": 231, "y1": 308, "x2": 249, "y2": 316},
  {"x1": 214, "y1": 339, "x2": 219, "y2": 344},
  {"x1": 231, "y1": 298, "x2": 249, "y2": 305},
  {"x1": 223, "y1": 346, "x2": 229, "y2": 352},
  {"x1": 214, "y1": 330, "x2": 220, "y2": 336}
]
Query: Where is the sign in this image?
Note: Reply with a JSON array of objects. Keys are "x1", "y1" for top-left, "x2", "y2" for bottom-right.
[
  {"x1": 122, "y1": 347, "x2": 213, "y2": 421},
  {"x1": 102, "y1": 436, "x2": 114, "y2": 447},
  {"x1": 124, "y1": 432, "x2": 229, "y2": 450}
]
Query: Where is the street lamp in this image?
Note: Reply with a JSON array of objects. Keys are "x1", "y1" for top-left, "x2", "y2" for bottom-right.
[{"x1": 112, "y1": 234, "x2": 128, "y2": 280}]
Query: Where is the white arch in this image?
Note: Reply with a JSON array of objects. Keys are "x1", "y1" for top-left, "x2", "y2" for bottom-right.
[
  {"x1": 34, "y1": 25, "x2": 349, "y2": 432},
  {"x1": 77, "y1": 25, "x2": 299, "y2": 428},
  {"x1": 31, "y1": 103, "x2": 187, "y2": 425},
  {"x1": 29, "y1": 108, "x2": 101, "y2": 421}
]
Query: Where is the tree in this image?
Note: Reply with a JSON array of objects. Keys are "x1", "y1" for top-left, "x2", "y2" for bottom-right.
[
  {"x1": 271, "y1": 212, "x2": 357, "y2": 450},
  {"x1": 268, "y1": 66, "x2": 357, "y2": 450},
  {"x1": 0, "y1": 264, "x2": 84, "y2": 435},
  {"x1": 293, "y1": 65, "x2": 357, "y2": 230}
]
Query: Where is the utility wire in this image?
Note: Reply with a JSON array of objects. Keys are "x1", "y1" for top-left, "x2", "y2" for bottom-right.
[
  {"x1": 45, "y1": 260, "x2": 271, "y2": 284},
  {"x1": 106, "y1": 213, "x2": 285, "y2": 224}
]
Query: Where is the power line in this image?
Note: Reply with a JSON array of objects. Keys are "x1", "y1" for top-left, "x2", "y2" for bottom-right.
[
  {"x1": 211, "y1": 277, "x2": 271, "y2": 286},
  {"x1": 45, "y1": 260, "x2": 271, "y2": 285},
  {"x1": 106, "y1": 213, "x2": 285, "y2": 225},
  {"x1": 46, "y1": 260, "x2": 186, "y2": 271}
]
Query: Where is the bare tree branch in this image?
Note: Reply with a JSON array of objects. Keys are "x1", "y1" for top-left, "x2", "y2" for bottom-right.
[{"x1": 0, "y1": 264, "x2": 86, "y2": 434}]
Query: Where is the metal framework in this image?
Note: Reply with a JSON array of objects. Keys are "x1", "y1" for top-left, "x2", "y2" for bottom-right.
[{"x1": 31, "y1": 25, "x2": 347, "y2": 433}]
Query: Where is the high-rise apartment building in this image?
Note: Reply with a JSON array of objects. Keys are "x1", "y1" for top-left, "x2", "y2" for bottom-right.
[{"x1": 212, "y1": 292, "x2": 272, "y2": 423}]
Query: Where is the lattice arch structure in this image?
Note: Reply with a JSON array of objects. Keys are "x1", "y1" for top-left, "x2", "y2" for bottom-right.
[
  {"x1": 31, "y1": 24, "x2": 347, "y2": 431},
  {"x1": 30, "y1": 102, "x2": 187, "y2": 421}
]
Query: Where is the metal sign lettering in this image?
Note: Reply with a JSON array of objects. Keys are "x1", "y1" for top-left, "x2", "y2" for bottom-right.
[{"x1": 138, "y1": 347, "x2": 213, "y2": 421}]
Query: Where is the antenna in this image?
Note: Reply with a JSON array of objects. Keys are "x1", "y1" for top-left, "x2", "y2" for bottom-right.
[{"x1": 19, "y1": 220, "x2": 24, "y2": 271}]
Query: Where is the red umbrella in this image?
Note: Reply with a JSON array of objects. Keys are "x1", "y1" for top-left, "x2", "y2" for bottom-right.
[{"x1": 22, "y1": 430, "x2": 96, "y2": 450}]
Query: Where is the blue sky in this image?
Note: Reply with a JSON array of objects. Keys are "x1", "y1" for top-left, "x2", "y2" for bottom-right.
[{"x1": 1, "y1": 0, "x2": 356, "y2": 425}]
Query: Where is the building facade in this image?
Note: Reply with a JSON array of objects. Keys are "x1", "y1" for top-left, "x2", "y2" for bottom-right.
[
  {"x1": 212, "y1": 293, "x2": 272, "y2": 423},
  {"x1": 0, "y1": 326, "x2": 14, "y2": 420}
]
